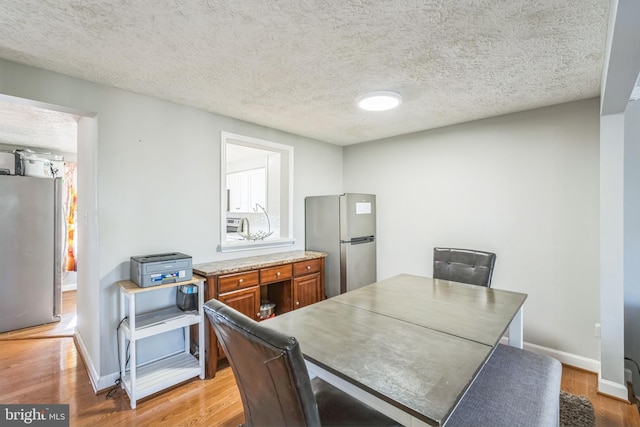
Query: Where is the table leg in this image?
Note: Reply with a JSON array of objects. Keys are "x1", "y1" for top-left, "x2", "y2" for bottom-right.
[{"x1": 508, "y1": 306, "x2": 523, "y2": 349}]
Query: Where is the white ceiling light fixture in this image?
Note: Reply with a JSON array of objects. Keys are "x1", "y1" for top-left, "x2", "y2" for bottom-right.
[{"x1": 357, "y1": 91, "x2": 402, "y2": 111}]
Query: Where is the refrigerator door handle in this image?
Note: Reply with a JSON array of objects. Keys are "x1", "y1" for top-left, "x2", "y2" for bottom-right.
[
  {"x1": 53, "y1": 178, "x2": 63, "y2": 317},
  {"x1": 341, "y1": 235, "x2": 375, "y2": 245}
]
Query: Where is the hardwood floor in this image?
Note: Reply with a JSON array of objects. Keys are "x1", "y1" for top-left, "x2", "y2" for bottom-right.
[
  {"x1": 0, "y1": 291, "x2": 244, "y2": 426},
  {"x1": 0, "y1": 291, "x2": 638, "y2": 426},
  {"x1": 0, "y1": 337, "x2": 244, "y2": 426},
  {"x1": 561, "y1": 364, "x2": 640, "y2": 427}
]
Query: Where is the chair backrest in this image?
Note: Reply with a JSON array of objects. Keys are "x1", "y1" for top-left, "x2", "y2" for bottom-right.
[
  {"x1": 204, "y1": 299, "x2": 321, "y2": 427},
  {"x1": 433, "y1": 247, "x2": 496, "y2": 287}
]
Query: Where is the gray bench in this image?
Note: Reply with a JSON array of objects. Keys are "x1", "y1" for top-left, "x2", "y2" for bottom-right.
[{"x1": 446, "y1": 344, "x2": 562, "y2": 427}]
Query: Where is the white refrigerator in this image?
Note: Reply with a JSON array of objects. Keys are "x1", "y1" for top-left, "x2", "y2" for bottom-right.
[
  {"x1": 0, "y1": 175, "x2": 63, "y2": 333},
  {"x1": 305, "y1": 193, "x2": 376, "y2": 298}
]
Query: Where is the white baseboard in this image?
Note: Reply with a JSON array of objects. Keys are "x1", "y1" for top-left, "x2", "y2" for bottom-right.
[
  {"x1": 598, "y1": 375, "x2": 629, "y2": 400},
  {"x1": 74, "y1": 330, "x2": 120, "y2": 393},
  {"x1": 527, "y1": 341, "x2": 601, "y2": 372},
  {"x1": 499, "y1": 337, "x2": 628, "y2": 400},
  {"x1": 98, "y1": 372, "x2": 121, "y2": 393},
  {"x1": 62, "y1": 271, "x2": 77, "y2": 292},
  {"x1": 62, "y1": 283, "x2": 77, "y2": 292},
  {"x1": 499, "y1": 337, "x2": 600, "y2": 372},
  {"x1": 74, "y1": 330, "x2": 99, "y2": 393}
]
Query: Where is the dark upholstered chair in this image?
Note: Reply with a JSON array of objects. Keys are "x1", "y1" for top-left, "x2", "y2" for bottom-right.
[
  {"x1": 204, "y1": 299, "x2": 400, "y2": 427},
  {"x1": 433, "y1": 247, "x2": 496, "y2": 287}
]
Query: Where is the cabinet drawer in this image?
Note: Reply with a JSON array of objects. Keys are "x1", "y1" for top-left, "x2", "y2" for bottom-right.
[
  {"x1": 294, "y1": 258, "x2": 322, "y2": 276},
  {"x1": 218, "y1": 271, "x2": 259, "y2": 294},
  {"x1": 260, "y1": 264, "x2": 293, "y2": 283}
]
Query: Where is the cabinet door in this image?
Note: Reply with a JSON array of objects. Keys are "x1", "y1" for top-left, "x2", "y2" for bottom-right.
[
  {"x1": 293, "y1": 273, "x2": 321, "y2": 310},
  {"x1": 216, "y1": 286, "x2": 261, "y2": 362},
  {"x1": 218, "y1": 286, "x2": 261, "y2": 321}
]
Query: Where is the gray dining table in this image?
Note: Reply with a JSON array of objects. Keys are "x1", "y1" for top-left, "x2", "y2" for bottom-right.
[{"x1": 263, "y1": 273, "x2": 527, "y2": 427}]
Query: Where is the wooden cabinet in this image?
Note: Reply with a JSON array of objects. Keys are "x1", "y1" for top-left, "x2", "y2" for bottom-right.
[
  {"x1": 293, "y1": 272, "x2": 321, "y2": 309},
  {"x1": 218, "y1": 284, "x2": 260, "y2": 320},
  {"x1": 216, "y1": 284, "x2": 261, "y2": 363},
  {"x1": 200, "y1": 253, "x2": 325, "y2": 377},
  {"x1": 292, "y1": 258, "x2": 323, "y2": 309}
]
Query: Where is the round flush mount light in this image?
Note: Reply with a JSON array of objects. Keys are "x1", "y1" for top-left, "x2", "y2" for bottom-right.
[{"x1": 357, "y1": 91, "x2": 402, "y2": 111}]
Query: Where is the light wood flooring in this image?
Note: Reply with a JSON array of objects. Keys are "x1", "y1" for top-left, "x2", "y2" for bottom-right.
[
  {"x1": 561, "y1": 365, "x2": 640, "y2": 427},
  {"x1": 0, "y1": 291, "x2": 638, "y2": 426}
]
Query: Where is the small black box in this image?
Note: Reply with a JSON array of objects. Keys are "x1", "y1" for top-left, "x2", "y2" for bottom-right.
[{"x1": 176, "y1": 284, "x2": 198, "y2": 312}]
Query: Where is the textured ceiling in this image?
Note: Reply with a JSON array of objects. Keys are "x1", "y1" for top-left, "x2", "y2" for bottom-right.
[
  {"x1": 0, "y1": 0, "x2": 610, "y2": 146},
  {"x1": 0, "y1": 100, "x2": 78, "y2": 154}
]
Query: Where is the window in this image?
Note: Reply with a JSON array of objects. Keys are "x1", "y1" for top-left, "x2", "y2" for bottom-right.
[{"x1": 220, "y1": 132, "x2": 294, "y2": 252}]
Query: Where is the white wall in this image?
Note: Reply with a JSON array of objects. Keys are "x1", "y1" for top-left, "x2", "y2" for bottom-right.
[
  {"x1": 625, "y1": 100, "x2": 640, "y2": 395},
  {"x1": 344, "y1": 99, "x2": 601, "y2": 360},
  {"x1": 600, "y1": 112, "x2": 627, "y2": 398},
  {"x1": 598, "y1": 0, "x2": 640, "y2": 400},
  {"x1": 75, "y1": 115, "x2": 101, "y2": 386},
  {"x1": 0, "y1": 58, "x2": 343, "y2": 384}
]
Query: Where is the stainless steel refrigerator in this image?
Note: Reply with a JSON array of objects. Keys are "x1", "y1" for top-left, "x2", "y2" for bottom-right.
[
  {"x1": 305, "y1": 193, "x2": 376, "y2": 298},
  {"x1": 0, "y1": 175, "x2": 63, "y2": 333}
]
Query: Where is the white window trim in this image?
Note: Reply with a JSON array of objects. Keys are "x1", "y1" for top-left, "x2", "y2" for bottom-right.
[{"x1": 219, "y1": 131, "x2": 295, "y2": 253}]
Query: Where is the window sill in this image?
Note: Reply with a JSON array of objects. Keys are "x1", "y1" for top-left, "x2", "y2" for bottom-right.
[{"x1": 219, "y1": 238, "x2": 296, "y2": 253}]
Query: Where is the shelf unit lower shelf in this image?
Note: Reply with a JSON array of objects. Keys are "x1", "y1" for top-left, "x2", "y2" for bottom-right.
[{"x1": 122, "y1": 352, "x2": 201, "y2": 402}]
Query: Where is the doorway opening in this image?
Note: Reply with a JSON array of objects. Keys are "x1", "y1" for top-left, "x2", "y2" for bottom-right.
[{"x1": 0, "y1": 96, "x2": 80, "y2": 335}]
